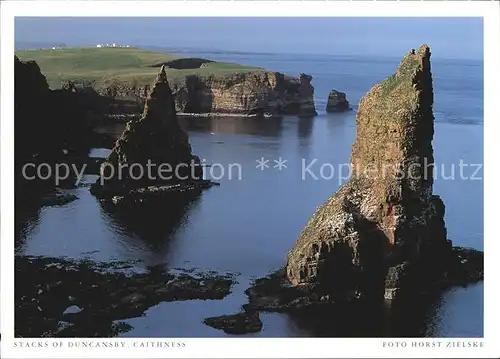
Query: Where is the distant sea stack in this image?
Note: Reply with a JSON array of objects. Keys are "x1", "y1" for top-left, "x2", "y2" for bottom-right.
[
  {"x1": 91, "y1": 66, "x2": 209, "y2": 202},
  {"x1": 326, "y1": 90, "x2": 350, "y2": 113},
  {"x1": 245, "y1": 45, "x2": 483, "y2": 311}
]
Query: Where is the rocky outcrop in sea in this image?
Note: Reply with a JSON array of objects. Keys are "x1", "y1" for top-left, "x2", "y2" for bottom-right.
[
  {"x1": 326, "y1": 89, "x2": 350, "y2": 113},
  {"x1": 245, "y1": 45, "x2": 483, "y2": 311},
  {"x1": 90, "y1": 66, "x2": 212, "y2": 202},
  {"x1": 203, "y1": 312, "x2": 263, "y2": 335}
]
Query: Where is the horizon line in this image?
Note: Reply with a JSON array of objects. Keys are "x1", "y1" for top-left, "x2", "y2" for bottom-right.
[{"x1": 14, "y1": 42, "x2": 484, "y2": 62}]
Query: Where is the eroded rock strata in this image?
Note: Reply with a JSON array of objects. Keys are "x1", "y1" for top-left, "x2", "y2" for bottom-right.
[
  {"x1": 91, "y1": 66, "x2": 211, "y2": 200},
  {"x1": 326, "y1": 89, "x2": 350, "y2": 113},
  {"x1": 245, "y1": 45, "x2": 483, "y2": 311},
  {"x1": 95, "y1": 71, "x2": 317, "y2": 118}
]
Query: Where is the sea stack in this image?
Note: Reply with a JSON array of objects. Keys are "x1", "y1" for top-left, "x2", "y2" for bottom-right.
[
  {"x1": 91, "y1": 65, "x2": 204, "y2": 200},
  {"x1": 287, "y1": 45, "x2": 449, "y2": 301},
  {"x1": 326, "y1": 90, "x2": 350, "y2": 113},
  {"x1": 245, "y1": 45, "x2": 482, "y2": 311}
]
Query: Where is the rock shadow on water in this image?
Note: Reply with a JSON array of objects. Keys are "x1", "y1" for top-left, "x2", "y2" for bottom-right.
[
  {"x1": 280, "y1": 288, "x2": 446, "y2": 337},
  {"x1": 245, "y1": 266, "x2": 478, "y2": 337},
  {"x1": 98, "y1": 190, "x2": 202, "y2": 258},
  {"x1": 16, "y1": 186, "x2": 81, "y2": 250},
  {"x1": 297, "y1": 115, "x2": 315, "y2": 139},
  {"x1": 16, "y1": 190, "x2": 43, "y2": 250},
  {"x1": 179, "y1": 116, "x2": 284, "y2": 139}
]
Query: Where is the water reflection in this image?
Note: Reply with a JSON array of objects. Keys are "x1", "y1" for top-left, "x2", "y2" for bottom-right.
[
  {"x1": 297, "y1": 116, "x2": 315, "y2": 139},
  {"x1": 15, "y1": 190, "x2": 44, "y2": 251},
  {"x1": 326, "y1": 110, "x2": 355, "y2": 132},
  {"x1": 98, "y1": 192, "x2": 202, "y2": 266},
  {"x1": 179, "y1": 116, "x2": 284, "y2": 138},
  {"x1": 283, "y1": 290, "x2": 444, "y2": 337}
]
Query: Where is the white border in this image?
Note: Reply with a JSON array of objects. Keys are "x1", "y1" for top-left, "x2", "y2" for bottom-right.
[{"x1": 2, "y1": 1, "x2": 499, "y2": 358}]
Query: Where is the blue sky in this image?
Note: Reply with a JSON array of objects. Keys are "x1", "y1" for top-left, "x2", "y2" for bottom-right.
[{"x1": 15, "y1": 17, "x2": 483, "y2": 60}]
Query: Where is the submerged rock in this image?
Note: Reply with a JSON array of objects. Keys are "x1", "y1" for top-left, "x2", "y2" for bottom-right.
[
  {"x1": 91, "y1": 66, "x2": 210, "y2": 199},
  {"x1": 326, "y1": 90, "x2": 350, "y2": 113},
  {"x1": 203, "y1": 312, "x2": 263, "y2": 335},
  {"x1": 245, "y1": 45, "x2": 483, "y2": 311}
]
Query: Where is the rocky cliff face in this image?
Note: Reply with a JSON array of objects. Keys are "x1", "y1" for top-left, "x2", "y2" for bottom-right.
[
  {"x1": 15, "y1": 56, "x2": 95, "y2": 246},
  {"x1": 15, "y1": 56, "x2": 51, "y2": 162},
  {"x1": 15, "y1": 56, "x2": 91, "y2": 178},
  {"x1": 244, "y1": 46, "x2": 483, "y2": 311},
  {"x1": 95, "y1": 71, "x2": 317, "y2": 117},
  {"x1": 92, "y1": 66, "x2": 205, "y2": 199}
]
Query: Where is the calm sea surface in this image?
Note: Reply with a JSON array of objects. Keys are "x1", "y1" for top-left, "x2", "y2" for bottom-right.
[{"x1": 16, "y1": 50, "x2": 484, "y2": 337}]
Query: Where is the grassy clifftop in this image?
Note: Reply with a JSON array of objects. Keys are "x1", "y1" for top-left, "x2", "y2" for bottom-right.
[{"x1": 15, "y1": 47, "x2": 261, "y2": 89}]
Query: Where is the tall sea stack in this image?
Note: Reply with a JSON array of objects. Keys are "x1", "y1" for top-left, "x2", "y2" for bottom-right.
[
  {"x1": 246, "y1": 45, "x2": 483, "y2": 310},
  {"x1": 92, "y1": 66, "x2": 204, "y2": 199},
  {"x1": 286, "y1": 45, "x2": 448, "y2": 300}
]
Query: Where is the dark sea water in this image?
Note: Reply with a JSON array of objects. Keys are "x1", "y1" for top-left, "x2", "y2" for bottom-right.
[{"x1": 16, "y1": 50, "x2": 484, "y2": 337}]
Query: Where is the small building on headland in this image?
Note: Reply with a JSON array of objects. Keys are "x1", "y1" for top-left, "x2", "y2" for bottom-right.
[{"x1": 95, "y1": 43, "x2": 130, "y2": 48}]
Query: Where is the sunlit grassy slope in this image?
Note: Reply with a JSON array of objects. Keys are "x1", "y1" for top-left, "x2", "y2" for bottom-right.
[{"x1": 15, "y1": 47, "x2": 261, "y2": 89}]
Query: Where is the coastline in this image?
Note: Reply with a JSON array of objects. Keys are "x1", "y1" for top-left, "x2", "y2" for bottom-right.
[{"x1": 12, "y1": 45, "x2": 484, "y2": 339}]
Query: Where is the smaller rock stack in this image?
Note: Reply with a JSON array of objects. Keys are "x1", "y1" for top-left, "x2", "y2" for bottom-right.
[
  {"x1": 91, "y1": 66, "x2": 208, "y2": 201},
  {"x1": 326, "y1": 90, "x2": 350, "y2": 113}
]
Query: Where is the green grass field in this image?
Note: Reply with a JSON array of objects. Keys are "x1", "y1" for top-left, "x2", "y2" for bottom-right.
[{"x1": 15, "y1": 47, "x2": 261, "y2": 89}]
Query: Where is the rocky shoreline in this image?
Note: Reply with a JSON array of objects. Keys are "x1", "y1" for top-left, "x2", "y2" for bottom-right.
[
  {"x1": 15, "y1": 256, "x2": 237, "y2": 337},
  {"x1": 243, "y1": 246, "x2": 483, "y2": 313},
  {"x1": 13, "y1": 46, "x2": 484, "y2": 338}
]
